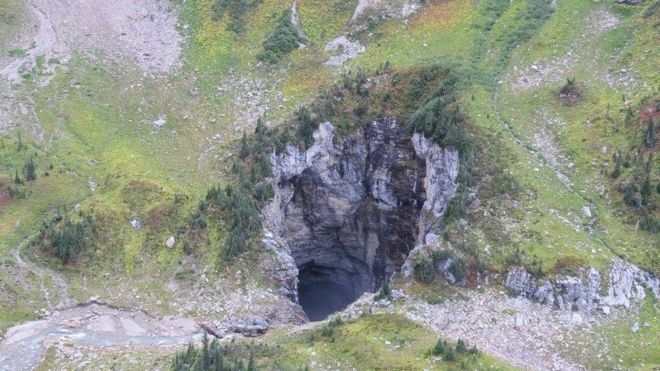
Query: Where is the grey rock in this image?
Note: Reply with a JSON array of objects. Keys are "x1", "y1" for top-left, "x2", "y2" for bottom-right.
[
  {"x1": 226, "y1": 316, "x2": 270, "y2": 337},
  {"x1": 504, "y1": 259, "x2": 659, "y2": 314},
  {"x1": 152, "y1": 116, "x2": 166, "y2": 128},
  {"x1": 631, "y1": 321, "x2": 639, "y2": 333},
  {"x1": 266, "y1": 119, "x2": 459, "y2": 298},
  {"x1": 261, "y1": 231, "x2": 299, "y2": 302},
  {"x1": 165, "y1": 236, "x2": 175, "y2": 248},
  {"x1": 411, "y1": 133, "x2": 459, "y2": 244},
  {"x1": 324, "y1": 36, "x2": 365, "y2": 66},
  {"x1": 437, "y1": 258, "x2": 456, "y2": 284}
]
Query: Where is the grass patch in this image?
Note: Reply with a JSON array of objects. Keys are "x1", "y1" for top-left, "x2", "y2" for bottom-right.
[{"x1": 262, "y1": 313, "x2": 511, "y2": 370}]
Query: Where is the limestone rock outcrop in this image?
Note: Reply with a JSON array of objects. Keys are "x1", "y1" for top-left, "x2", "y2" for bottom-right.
[
  {"x1": 504, "y1": 259, "x2": 659, "y2": 313},
  {"x1": 263, "y1": 118, "x2": 459, "y2": 305}
]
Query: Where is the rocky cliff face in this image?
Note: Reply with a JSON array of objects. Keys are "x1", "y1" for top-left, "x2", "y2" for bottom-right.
[
  {"x1": 262, "y1": 119, "x2": 459, "y2": 314},
  {"x1": 504, "y1": 260, "x2": 659, "y2": 313}
]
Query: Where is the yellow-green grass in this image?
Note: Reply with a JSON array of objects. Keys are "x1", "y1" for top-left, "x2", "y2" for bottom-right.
[
  {"x1": 561, "y1": 292, "x2": 660, "y2": 369},
  {"x1": 35, "y1": 313, "x2": 513, "y2": 369},
  {"x1": 497, "y1": 1, "x2": 659, "y2": 272},
  {"x1": 298, "y1": 0, "x2": 357, "y2": 46},
  {"x1": 349, "y1": 0, "x2": 477, "y2": 71},
  {"x1": 466, "y1": 84, "x2": 614, "y2": 272},
  {"x1": 261, "y1": 313, "x2": 513, "y2": 370}
]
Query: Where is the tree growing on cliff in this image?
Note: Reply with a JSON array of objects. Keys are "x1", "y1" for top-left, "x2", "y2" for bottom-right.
[{"x1": 374, "y1": 280, "x2": 391, "y2": 301}]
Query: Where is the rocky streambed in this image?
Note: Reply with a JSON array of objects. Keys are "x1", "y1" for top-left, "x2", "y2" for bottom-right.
[{"x1": 0, "y1": 301, "x2": 201, "y2": 371}]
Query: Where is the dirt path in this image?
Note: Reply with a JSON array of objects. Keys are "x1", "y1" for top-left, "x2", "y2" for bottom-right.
[{"x1": 0, "y1": 302, "x2": 201, "y2": 371}]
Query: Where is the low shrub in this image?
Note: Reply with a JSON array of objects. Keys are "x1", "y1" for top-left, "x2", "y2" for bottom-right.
[
  {"x1": 37, "y1": 213, "x2": 98, "y2": 265},
  {"x1": 412, "y1": 253, "x2": 436, "y2": 284},
  {"x1": 258, "y1": 9, "x2": 306, "y2": 64},
  {"x1": 211, "y1": 0, "x2": 262, "y2": 34},
  {"x1": 373, "y1": 280, "x2": 391, "y2": 301},
  {"x1": 552, "y1": 256, "x2": 587, "y2": 276},
  {"x1": 555, "y1": 77, "x2": 582, "y2": 105}
]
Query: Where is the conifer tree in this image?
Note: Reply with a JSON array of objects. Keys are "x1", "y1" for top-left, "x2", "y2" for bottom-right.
[
  {"x1": 641, "y1": 176, "x2": 651, "y2": 206},
  {"x1": 24, "y1": 158, "x2": 37, "y2": 181},
  {"x1": 239, "y1": 132, "x2": 250, "y2": 159},
  {"x1": 645, "y1": 118, "x2": 656, "y2": 148}
]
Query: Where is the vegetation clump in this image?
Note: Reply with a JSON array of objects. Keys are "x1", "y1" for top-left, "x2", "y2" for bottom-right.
[
  {"x1": 36, "y1": 213, "x2": 99, "y2": 265},
  {"x1": 552, "y1": 256, "x2": 587, "y2": 276},
  {"x1": 606, "y1": 96, "x2": 658, "y2": 237},
  {"x1": 431, "y1": 338, "x2": 478, "y2": 362},
  {"x1": 172, "y1": 334, "x2": 256, "y2": 371},
  {"x1": 211, "y1": 0, "x2": 262, "y2": 34},
  {"x1": 319, "y1": 316, "x2": 344, "y2": 340},
  {"x1": 555, "y1": 77, "x2": 582, "y2": 105},
  {"x1": 432, "y1": 250, "x2": 467, "y2": 283},
  {"x1": 412, "y1": 253, "x2": 436, "y2": 284},
  {"x1": 373, "y1": 280, "x2": 391, "y2": 301},
  {"x1": 258, "y1": 10, "x2": 305, "y2": 64}
]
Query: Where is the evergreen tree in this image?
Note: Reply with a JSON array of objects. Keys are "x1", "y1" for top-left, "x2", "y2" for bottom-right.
[
  {"x1": 444, "y1": 348, "x2": 455, "y2": 362},
  {"x1": 374, "y1": 280, "x2": 391, "y2": 301},
  {"x1": 611, "y1": 153, "x2": 621, "y2": 178},
  {"x1": 24, "y1": 157, "x2": 37, "y2": 181},
  {"x1": 14, "y1": 169, "x2": 22, "y2": 184},
  {"x1": 247, "y1": 352, "x2": 256, "y2": 371},
  {"x1": 239, "y1": 132, "x2": 250, "y2": 159},
  {"x1": 641, "y1": 176, "x2": 652, "y2": 206},
  {"x1": 183, "y1": 241, "x2": 193, "y2": 255},
  {"x1": 258, "y1": 9, "x2": 306, "y2": 64},
  {"x1": 202, "y1": 333, "x2": 210, "y2": 368},
  {"x1": 16, "y1": 132, "x2": 25, "y2": 151},
  {"x1": 456, "y1": 339, "x2": 468, "y2": 353},
  {"x1": 623, "y1": 184, "x2": 640, "y2": 209},
  {"x1": 433, "y1": 339, "x2": 448, "y2": 356},
  {"x1": 645, "y1": 118, "x2": 656, "y2": 148}
]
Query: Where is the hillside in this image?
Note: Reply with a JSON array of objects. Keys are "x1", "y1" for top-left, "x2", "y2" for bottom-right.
[{"x1": 0, "y1": 0, "x2": 658, "y2": 370}]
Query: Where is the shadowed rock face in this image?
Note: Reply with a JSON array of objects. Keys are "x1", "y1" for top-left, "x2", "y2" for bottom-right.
[{"x1": 264, "y1": 118, "x2": 459, "y2": 320}]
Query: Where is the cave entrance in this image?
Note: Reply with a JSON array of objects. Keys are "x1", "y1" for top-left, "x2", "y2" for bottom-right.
[
  {"x1": 274, "y1": 119, "x2": 432, "y2": 322},
  {"x1": 296, "y1": 262, "x2": 362, "y2": 321}
]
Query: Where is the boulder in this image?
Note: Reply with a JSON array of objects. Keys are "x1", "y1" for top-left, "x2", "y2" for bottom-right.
[
  {"x1": 226, "y1": 316, "x2": 270, "y2": 337},
  {"x1": 503, "y1": 260, "x2": 659, "y2": 314}
]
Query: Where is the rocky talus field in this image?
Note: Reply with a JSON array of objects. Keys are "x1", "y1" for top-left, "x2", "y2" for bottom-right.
[{"x1": 0, "y1": 0, "x2": 658, "y2": 370}]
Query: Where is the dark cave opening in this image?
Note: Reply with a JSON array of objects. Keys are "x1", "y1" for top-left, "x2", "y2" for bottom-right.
[
  {"x1": 274, "y1": 120, "x2": 434, "y2": 322},
  {"x1": 296, "y1": 262, "x2": 363, "y2": 321}
]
